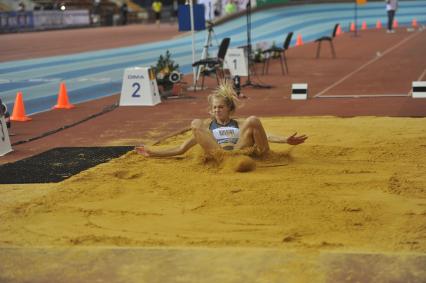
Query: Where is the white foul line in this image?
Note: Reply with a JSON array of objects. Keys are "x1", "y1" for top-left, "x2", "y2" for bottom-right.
[
  {"x1": 316, "y1": 94, "x2": 408, "y2": 98},
  {"x1": 314, "y1": 29, "x2": 424, "y2": 98},
  {"x1": 407, "y1": 68, "x2": 426, "y2": 96}
]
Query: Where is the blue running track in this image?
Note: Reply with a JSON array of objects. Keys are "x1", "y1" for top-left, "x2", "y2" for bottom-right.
[{"x1": 0, "y1": 0, "x2": 425, "y2": 114}]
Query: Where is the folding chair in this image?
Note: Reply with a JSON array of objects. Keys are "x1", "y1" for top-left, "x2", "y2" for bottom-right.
[
  {"x1": 262, "y1": 32, "x2": 293, "y2": 75},
  {"x1": 315, "y1": 23, "x2": 339, "y2": 59},
  {"x1": 192, "y1": 37, "x2": 231, "y2": 91}
]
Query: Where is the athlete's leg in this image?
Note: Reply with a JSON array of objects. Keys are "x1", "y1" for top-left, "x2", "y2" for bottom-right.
[
  {"x1": 191, "y1": 119, "x2": 222, "y2": 155},
  {"x1": 235, "y1": 116, "x2": 269, "y2": 155}
]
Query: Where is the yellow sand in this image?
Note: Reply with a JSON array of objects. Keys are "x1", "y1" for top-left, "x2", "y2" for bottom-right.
[{"x1": 0, "y1": 116, "x2": 425, "y2": 255}]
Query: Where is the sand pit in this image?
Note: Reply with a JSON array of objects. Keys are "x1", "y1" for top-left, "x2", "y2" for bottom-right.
[
  {"x1": 1, "y1": 116, "x2": 425, "y2": 282},
  {"x1": 1, "y1": 116, "x2": 425, "y2": 255}
]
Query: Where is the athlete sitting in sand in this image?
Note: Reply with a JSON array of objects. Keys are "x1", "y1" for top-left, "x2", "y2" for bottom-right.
[{"x1": 135, "y1": 83, "x2": 307, "y2": 158}]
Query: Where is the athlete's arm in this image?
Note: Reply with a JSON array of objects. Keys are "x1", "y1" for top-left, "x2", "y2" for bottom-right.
[{"x1": 267, "y1": 132, "x2": 308, "y2": 145}]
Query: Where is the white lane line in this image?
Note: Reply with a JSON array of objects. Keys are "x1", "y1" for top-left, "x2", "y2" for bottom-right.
[
  {"x1": 314, "y1": 30, "x2": 424, "y2": 98},
  {"x1": 317, "y1": 94, "x2": 409, "y2": 98},
  {"x1": 417, "y1": 68, "x2": 426, "y2": 81}
]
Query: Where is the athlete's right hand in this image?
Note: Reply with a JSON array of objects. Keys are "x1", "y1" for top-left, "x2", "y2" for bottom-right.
[{"x1": 135, "y1": 145, "x2": 150, "y2": 157}]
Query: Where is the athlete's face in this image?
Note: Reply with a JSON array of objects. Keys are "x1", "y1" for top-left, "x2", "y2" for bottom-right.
[{"x1": 211, "y1": 97, "x2": 231, "y2": 123}]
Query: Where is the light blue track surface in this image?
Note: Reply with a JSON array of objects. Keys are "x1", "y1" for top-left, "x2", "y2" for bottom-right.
[{"x1": 1, "y1": 0, "x2": 425, "y2": 115}]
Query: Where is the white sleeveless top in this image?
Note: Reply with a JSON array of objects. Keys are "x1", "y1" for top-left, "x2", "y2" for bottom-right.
[{"x1": 209, "y1": 119, "x2": 240, "y2": 147}]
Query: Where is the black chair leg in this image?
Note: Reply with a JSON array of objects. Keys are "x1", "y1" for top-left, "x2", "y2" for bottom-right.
[
  {"x1": 316, "y1": 41, "x2": 322, "y2": 58},
  {"x1": 215, "y1": 69, "x2": 220, "y2": 85},
  {"x1": 279, "y1": 53, "x2": 285, "y2": 75},
  {"x1": 283, "y1": 52, "x2": 289, "y2": 74},
  {"x1": 219, "y1": 69, "x2": 228, "y2": 85},
  {"x1": 330, "y1": 41, "x2": 336, "y2": 58}
]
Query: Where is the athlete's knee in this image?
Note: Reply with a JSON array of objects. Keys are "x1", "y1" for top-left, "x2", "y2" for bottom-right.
[
  {"x1": 191, "y1": 119, "x2": 204, "y2": 131},
  {"x1": 246, "y1": 116, "x2": 262, "y2": 127}
]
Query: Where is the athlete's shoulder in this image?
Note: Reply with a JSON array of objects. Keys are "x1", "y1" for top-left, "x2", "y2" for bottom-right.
[{"x1": 231, "y1": 118, "x2": 241, "y2": 127}]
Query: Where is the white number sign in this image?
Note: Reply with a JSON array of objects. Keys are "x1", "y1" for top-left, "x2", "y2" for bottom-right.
[
  {"x1": 0, "y1": 116, "x2": 12, "y2": 156},
  {"x1": 119, "y1": 67, "x2": 161, "y2": 106},
  {"x1": 224, "y1": 48, "x2": 248, "y2": 77}
]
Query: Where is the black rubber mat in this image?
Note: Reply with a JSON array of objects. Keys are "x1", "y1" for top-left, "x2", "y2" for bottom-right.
[{"x1": 0, "y1": 146, "x2": 134, "y2": 184}]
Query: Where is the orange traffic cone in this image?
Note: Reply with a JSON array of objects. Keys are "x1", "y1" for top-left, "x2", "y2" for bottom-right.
[
  {"x1": 361, "y1": 21, "x2": 367, "y2": 30},
  {"x1": 376, "y1": 20, "x2": 382, "y2": 29},
  {"x1": 336, "y1": 24, "x2": 343, "y2": 35},
  {"x1": 412, "y1": 18, "x2": 418, "y2": 28},
  {"x1": 295, "y1": 34, "x2": 303, "y2": 46},
  {"x1": 53, "y1": 82, "x2": 75, "y2": 109},
  {"x1": 350, "y1": 22, "x2": 356, "y2": 32},
  {"x1": 393, "y1": 19, "x2": 398, "y2": 28},
  {"x1": 11, "y1": 92, "x2": 32, "y2": 122}
]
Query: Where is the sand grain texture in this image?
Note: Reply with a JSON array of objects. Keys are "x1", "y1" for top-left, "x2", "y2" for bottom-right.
[{"x1": 1, "y1": 117, "x2": 425, "y2": 255}]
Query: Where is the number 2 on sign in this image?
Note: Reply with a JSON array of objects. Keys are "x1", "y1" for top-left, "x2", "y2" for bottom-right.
[{"x1": 132, "y1": 82, "x2": 141, "y2": 97}]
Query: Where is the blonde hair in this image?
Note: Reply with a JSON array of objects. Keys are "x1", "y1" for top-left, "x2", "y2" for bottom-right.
[{"x1": 207, "y1": 82, "x2": 239, "y2": 115}]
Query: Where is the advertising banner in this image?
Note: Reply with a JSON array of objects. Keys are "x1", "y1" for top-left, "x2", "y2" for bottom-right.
[{"x1": 0, "y1": 11, "x2": 33, "y2": 32}]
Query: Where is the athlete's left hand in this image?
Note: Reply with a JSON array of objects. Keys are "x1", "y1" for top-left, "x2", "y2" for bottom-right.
[{"x1": 287, "y1": 133, "x2": 308, "y2": 145}]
